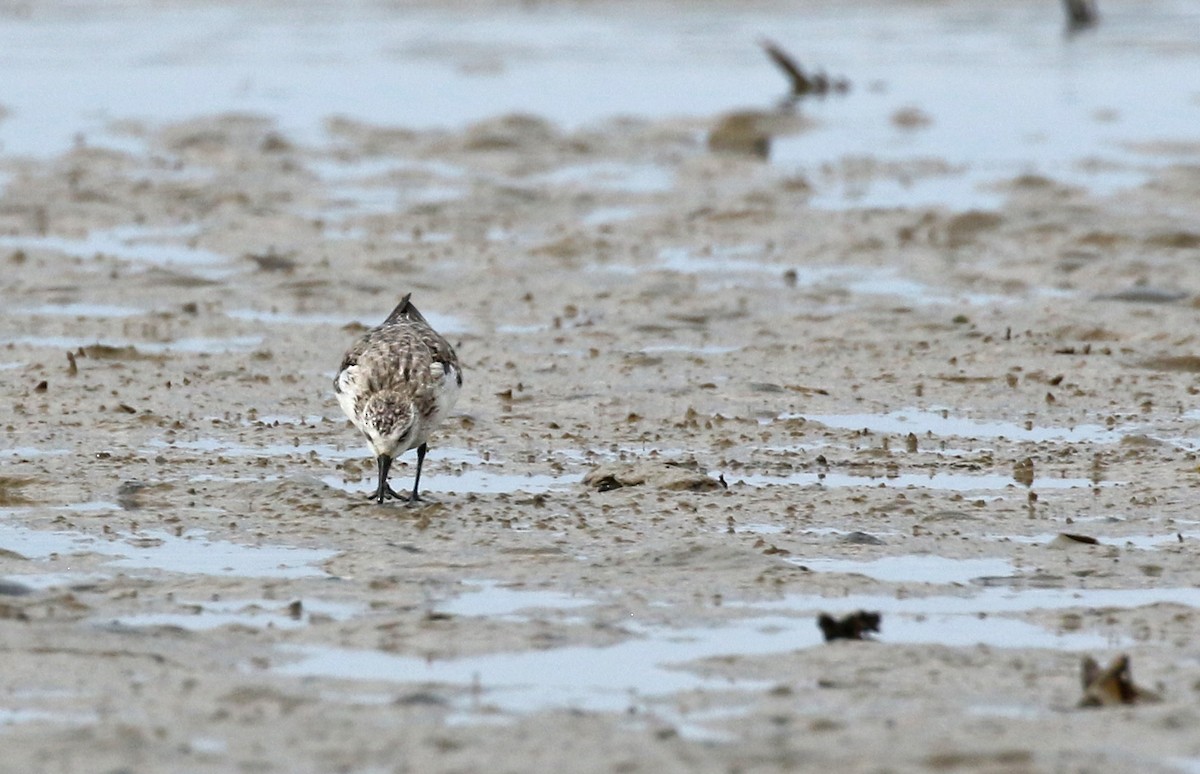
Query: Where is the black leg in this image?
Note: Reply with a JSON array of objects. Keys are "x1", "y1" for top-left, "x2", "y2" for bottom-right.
[
  {"x1": 372, "y1": 454, "x2": 393, "y2": 504},
  {"x1": 410, "y1": 443, "x2": 427, "y2": 502}
]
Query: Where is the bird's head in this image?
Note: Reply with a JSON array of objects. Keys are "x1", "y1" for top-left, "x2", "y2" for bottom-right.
[{"x1": 360, "y1": 393, "x2": 416, "y2": 458}]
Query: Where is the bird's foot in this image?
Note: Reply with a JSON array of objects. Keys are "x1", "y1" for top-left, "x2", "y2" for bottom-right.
[
  {"x1": 369, "y1": 485, "x2": 403, "y2": 504},
  {"x1": 369, "y1": 486, "x2": 422, "y2": 505}
]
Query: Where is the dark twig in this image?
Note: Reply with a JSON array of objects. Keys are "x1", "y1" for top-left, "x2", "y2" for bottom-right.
[
  {"x1": 1063, "y1": 0, "x2": 1099, "y2": 33},
  {"x1": 760, "y1": 38, "x2": 812, "y2": 95},
  {"x1": 759, "y1": 38, "x2": 849, "y2": 98}
]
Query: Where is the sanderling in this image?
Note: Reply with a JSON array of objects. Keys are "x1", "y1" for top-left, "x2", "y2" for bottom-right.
[{"x1": 334, "y1": 294, "x2": 462, "y2": 504}]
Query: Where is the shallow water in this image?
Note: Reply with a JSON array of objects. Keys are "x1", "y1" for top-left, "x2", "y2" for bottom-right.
[
  {"x1": 0, "y1": 708, "x2": 96, "y2": 728},
  {"x1": 788, "y1": 408, "x2": 1125, "y2": 444},
  {"x1": 224, "y1": 309, "x2": 368, "y2": 327},
  {"x1": 1, "y1": 1, "x2": 1196, "y2": 207},
  {"x1": 0, "y1": 227, "x2": 232, "y2": 276},
  {"x1": 581, "y1": 206, "x2": 641, "y2": 226},
  {"x1": 320, "y1": 182, "x2": 467, "y2": 219},
  {"x1": 225, "y1": 307, "x2": 469, "y2": 335},
  {"x1": 15, "y1": 302, "x2": 150, "y2": 319},
  {"x1": 146, "y1": 437, "x2": 363, "y2": 461},
  {"x1": 0, "y1": 571, "x2": 109, "y2": 591},
  {"x1": 277, "y1": 604, "x2": 1113, "y2": 716},
  {"x1": 993, "y1": 531, "x2": 1200, "y2": 550},
  {"x1": 0, "y1": 521, "x2": 335, "y2": 579},
  {"x1": 242, "y1": 414, "x2": 332, "y2": 427},
  {"x1": 0, "y1": 334, "x2": 263, "y2": 354},
  {"x1": 320, "y1": 469, "x2": 568, "y2": 496},
  {"x1": 96, "y1": 597, "x2": 362, "y2": 631},
  {"x1": 642, "y1": 249, "x2": 1073, "y2": 304},
  {"x1": 2, "y1": 8, "x2": 1183, "y2": 147},
  {"x1": 736, "y1": 469, "x2": 1105, "y2": 492},
  {"x1": 755, "y1": 585, "x2": 1200, "y2": 617},
  {"x1": 788, "y1": 555, "x2": 1015, "y2": 584},
  {"x1": 0, "y1": 447, "x2": 70, "y2": 459},
  {"x1": 527, "y1": 162, "x2": 674, "y2": 194},
  {"x1": 434, "y1": 580, "x2": 596, "y2": 620},
  {"x1": 269, "y1": 570, "x2": 1169, "y2": 722},
  {"x1": 323, "y1": 458, "x2": 1105, "y2": 497}
]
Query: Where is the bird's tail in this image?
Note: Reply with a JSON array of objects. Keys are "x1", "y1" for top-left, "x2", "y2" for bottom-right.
[{"x1": 383, "y1": 293, "x2": 429, "y2": 326}]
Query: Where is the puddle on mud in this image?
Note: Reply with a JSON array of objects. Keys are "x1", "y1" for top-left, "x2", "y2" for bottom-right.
[
  {"x1": 992, "y1": 531, "x2": 1200, "y2": 551},
  {"x1": 527, "y1": 162, "x2": 674, "y2": 194},
  {"x1": 787, "y1": 555, "x2": 1015, "y2": 585},
  {"x1": 322, "y1": 468, "x2": 567, "y2": 496},
  {"x1": 801, "y1": 526, "x2": 899, "y2": 540},
  {"x1": 1, "y1": 572, "x2": 109, "y2": 591},
  {"x1": 1, "y1": 334, "x2": 262, "y2": 355},
  {"x1": 146, "y1": 437, "x2": 362, "y2": 461},
  {"x1": 582, "y1": 206, "x2": 640, "y2": 226},
  {"x1": 226, "y1": 308, "x2": 469, "y2": 335},
  {"x1": 309, "y1": 157, "x2": 467, "y2": 183},
  {"x1": 276, "y1": 608, "x2": 1110, "y2": 717},
  {"x1": 735, "y1": 469, "x2": 1104, "y2": 492},
  {"x1": 1, "y1": 447, "x2": 70, "y2": 459},
  {"x1": 0, "y1": 522, "x2": 335, "y2": 578},
  {"x1": 242, "y1": 414, "x2": 332, "y2": 427},
  {"x1": 791, "y1": 151, "x2": 1158, "y2": 213},
  {"x1": 96, "y1": 529, "x2": 335, "y2": 578},
  {"x1": 148, "y1": 430, "x2": 1108, "y2": 496},
  {"x1": 305, "y1": 158, "x2": 467, "y2": 218},
  {"x1": 0, "y1": 227, "x2": 233, "y2": 278},
  {"x1": 276, "y1": 623, "x2": 771, "y2": 715},
  {"x1": 435, "y1": 580, "x2": 595, "y2": 620},
  {"x1": 225, "y1": 309, "x2": 366, "y2": 327},
  {"x1": 276, "y1": 563, "x2": 1185, "y2": 724},
  {"x1": 807, "y1": 171, "x2": 1004, "y2": 212},
  {"x1": 270, "y1": 570, "x2": 1174, "y2": 721},
  {"x1": 53, "y1": 501, "x2": 123, "y2": 514},
  {"x1": 14, "y1": 302, "x2": 149, "y2": 319},
  {"x1": 0, "y1": 708, "x2": 97, "y2": 728},
  {"x1": 155, "y1": 438, "x2": 487, "y2": 466},
  {"x1": 321, "y1": 182, "x2": 466, "y2": 218},
  {"x1": 753, "y1": 585, "x2": 1200, "y2": 618},
  {"x1": 639, "y1": 343, "x2": 740, "y2": 355},
  {"x1": 1169, "y1": 759, "x2": 1200, "y2": 774},
  {"x1": 727, "y1": 522, "x2": 788, "y2": 536},
  {"x1": 96, "y1": 597, "x2": 361, "y2": 631},
  {"x1": 787, "y1": 408, "x2": 1124, "y2": 444},
  {"x1": 310, "y1": 440, "x2": 1113, "y2": 498},
  {"x1": 495, "y1": 323, "x2": 550, "y2": 335},
  {"x1": 320, "y1": 224, "x2": 455, "y2": 242},
  {"x1": 653, "y1": 245, "x2": 803, "y2": 276},
  {"x1": 641, "y1": 249, "x2": 1067, "y2": 305}
]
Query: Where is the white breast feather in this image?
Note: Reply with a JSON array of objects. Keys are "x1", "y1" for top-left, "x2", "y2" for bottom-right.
[
  {"x1": 335, "y1": 365, "x2": 365, "y2": 431},
  {"x1": 418, "y1": 363, "x2": 460, "y2": 444}
]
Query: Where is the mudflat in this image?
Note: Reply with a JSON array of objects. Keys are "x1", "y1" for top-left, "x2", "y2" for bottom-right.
[{"x1": 2, "y1": 2, "x2": 1200, "y2": 772}]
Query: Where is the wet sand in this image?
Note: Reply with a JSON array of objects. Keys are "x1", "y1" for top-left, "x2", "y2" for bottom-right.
[{"x1": 3, "y1": 1, "x2": 1200, "y2": 772}]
